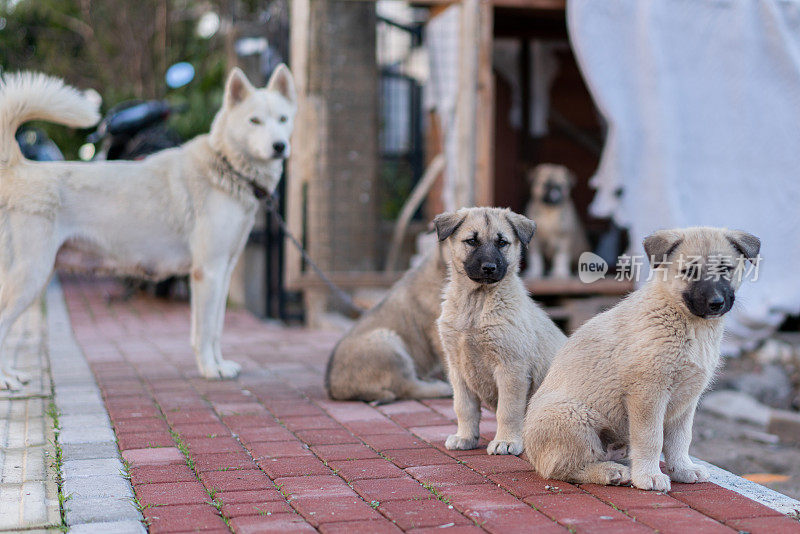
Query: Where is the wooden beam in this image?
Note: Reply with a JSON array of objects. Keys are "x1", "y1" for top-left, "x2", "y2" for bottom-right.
[
  {"x1": 288, "y1": 271, "x2": 634, "y2": 296},
  {"x1": 475, "y1": 0, "x2": 494, "y2": 206},
  {"x1": 409, "y1": 0, "x2": 564, "y2": 8},
  {"x1": 454, "y1": 0, "x2": 479, "y2": 208}
]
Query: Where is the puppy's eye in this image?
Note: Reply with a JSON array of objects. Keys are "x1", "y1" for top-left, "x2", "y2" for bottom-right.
[
  {"x1": 278, "y1": 115, "x2": 288, "y2": 124},
  {"x1": 249, "y1": 117, "x2": 262, "y2": 125},
  {"x1": 464, "y1": 237, "x2": 479, "y2": 247},
  {"x1": 497, "y1": 238, "x2": 510, "y2": 248}
]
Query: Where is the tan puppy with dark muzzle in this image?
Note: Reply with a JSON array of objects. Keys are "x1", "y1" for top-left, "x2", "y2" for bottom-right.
[
  {"x1": 523, "y1": 227, "x2": 760, "y2": 491},
  {"x1": 435, "y1": 207, "x2": 566, "y2": 455},
  {"x1": 325, "y1": 246, "x2": 451, "y2": 404},
  {"x1": 525, "y1": 164, "x2": 589, "y2": 279}
]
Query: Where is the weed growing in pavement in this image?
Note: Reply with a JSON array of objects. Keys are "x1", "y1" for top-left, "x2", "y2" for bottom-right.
[{"x1": 45, "y1": 401, "x2": 70, "y2": 532}]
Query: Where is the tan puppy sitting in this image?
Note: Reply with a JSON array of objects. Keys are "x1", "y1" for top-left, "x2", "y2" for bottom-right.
[
  {"x1": 525, "y1": 164, "x2": 589, "y2": 279},
  {"x1": 435, "y1": 207, "x2": 566, "y2": 455},
  {"x1": 523, "y1": 227, "x2": 760, "y2": 490},
  {"x1": 325, "y1": 246, "x2": 451, "y2": 404}
]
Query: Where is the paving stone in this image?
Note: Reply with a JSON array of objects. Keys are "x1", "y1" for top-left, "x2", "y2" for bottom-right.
[
  {"x1": 143, "y1": 504, "x2": 227, "y2": 533},
  {"x1": 294, "y1": 428, "x2": 360, "y2": 446},
  {"x1": 59, "y1": 425, "x2": 117, "y2": 444},
  {"x1": 63, "y1": 458, "x2": 124, "y2": 478},
  {"x1": 69, "y1": 520, "x2": 147, "y2": 534},
  {"x1": 216, "y1": 488, "x2": 286, "y2": 505},
  {"x1": 116, "y1": 431, "x2": 176, "y2": 450},
  {"x1": 525, "y1": 492, "x2": 631, "y2": 528},
  {"x1": 378, "y1": 499, "x2": 472, "y2": 530},
  {"x1": 382, "y1": 447, "x2": 453, "y2": 469},
  {"x1": 135, "y1": 481, "x2": 209, "y2": 506},
  {"x1": 580, "y1": 483, "x2": 687, "y2": 511},
  {"x1": 725, "y1": 515, "x2": 800, "y2": 534},
  {"x1": 220, "y1": 499, "x2": 295, "y2": 518},
  {"x1": 0, "y1": 480, "x2": 60, "y2": 530},
  {"x1": 122, "y1": 447, "x2": 185, "y2": 466},
  {"x1": 318, "y1": 518, "x2": 403, "y2": 534},
  {"x1": 63, "y1": 474, "x2": 134, "y2": 500},
  {"x1": 229, "y1": 513, "x2": 316, "y2": 533},
  {"x1": 351, "y1": 476, "x2": 434, "y2": 502},
  {"x1": 130, "y1": 464, "x2": 197, "y2": 485},
  {"x1": 671, "y1": 486, "x2": 785, "y2": 521},
  {"x1": 361, "y1": 432, "x2": 428, "y2": 451},
  {"x1": 62, "y1": 441, "x2": 120, "y2": 461},
  {"x1": 405, "y1": 463, "x2": 490, "y2": 488},
  {"x1": 274, "y1": 475, "x2": 354, "y2": 499},
  {"x1": 192, "y1": 452, "x2": 257, "y2": 472},
  {"x1": 328, "y1": 458, "x2": 405, "y2": 481},
  {"x1": 248, "y1": 439, "x2": 314, "y2": 460},
  {"x1": 200, "y1": 469, "x2": 274, "y2": 492},
  {"x1": 311, "y1": 443, "x2": 381, "y2": 462},
  {"x1": 64, "y1": 496, "x2": 141, "y2": 525},
  {"x1": 258, "y1": 453, "x2": 333, "y2": 478},
  {"x1": 289, "y1": 494, "x2": 383, "y2": 527},
  {"x1": 0, "y1": 446, "x2": 49, "y2": 483},
  {"x1": 488, "y1": 470, "x2": 581, "y2": 498},
  {"x1": 628, "y1": 507, "x2": 735, "y2": 533}
]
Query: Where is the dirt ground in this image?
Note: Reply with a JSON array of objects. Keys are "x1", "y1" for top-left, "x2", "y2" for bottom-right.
[{"x1": 691, "y1": 409, "x2": 800, "y2": 500}]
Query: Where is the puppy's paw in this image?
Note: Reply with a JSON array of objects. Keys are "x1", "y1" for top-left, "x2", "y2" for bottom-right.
[
  {"x1": 668, "y1": 463, "x2": 709, "y2": 484},
  {"x1": 4, "y1": 367, "x2": 31, "y2": 383},
  {"x1": 200, "y1": 360, "x2": 241, "y2": 380},
  {"x1": 606, "y1": 464, "x2": 631, "y2": 486},
  {"x1": 445, "y1": 434, "x2": 479, "y2": 451},
  {"x1": 487, "y1": 438, "x2": 524, "y2": 456},
  {"x1": 632, "y1": 471, "x2": 671, "y2": 492},
  {"x1": 216, "y1": 359, "x2": 242, "y2": 379},
  {"x1": 0, "y1": 372, "x2": 25, "y2": 391}
]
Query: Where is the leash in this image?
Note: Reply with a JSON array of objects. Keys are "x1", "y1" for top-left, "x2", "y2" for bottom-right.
[
  {"x1": 259, "y1": 192, "x2": 365, "y2": 316},
  {"x1": 215, "y1": 154, "x2": 365, "y2": 316}
]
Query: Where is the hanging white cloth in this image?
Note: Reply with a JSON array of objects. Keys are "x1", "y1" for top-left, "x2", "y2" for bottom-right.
[{"x1": 568, "y1": 0, "x2": 800, "y2": 353}]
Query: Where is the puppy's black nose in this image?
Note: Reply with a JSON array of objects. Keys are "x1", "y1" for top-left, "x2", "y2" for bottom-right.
[
  {"x1": 481, "y1": 263, "x2": 497, "y2": 275},
  {"x1": 273, "y1": 141, "x2": 286, "y2": 154},
  {"x1": 707, "y1": 295, "x2": 725, "y2": 312}
]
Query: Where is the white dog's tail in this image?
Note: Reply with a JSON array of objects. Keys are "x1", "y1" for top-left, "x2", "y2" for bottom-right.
[{"x1": 0, "y1": 71, "x2": 100, "y2": 167}]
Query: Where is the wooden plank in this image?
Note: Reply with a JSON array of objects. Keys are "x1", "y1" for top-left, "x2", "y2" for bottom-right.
[
  {"x1": 409, "y1": 0, "x2": 565, "y2": 8},
  {"x1": 286, "y1": 0, "x2": 311, "y2": 291},
  {"x1": 455, "y1": 0, "x2": 480, "y2": 207},
  {"x1": 475, "y1": 0, "x2": 495, "y2": 207},
  {"x1": 288, "y1": 270, "x2": 634, "y2": 296}
]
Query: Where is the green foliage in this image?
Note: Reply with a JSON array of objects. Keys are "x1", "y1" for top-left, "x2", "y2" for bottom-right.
[{"x1": 0, "y1": 0, "x2": 230, "y2": 158}]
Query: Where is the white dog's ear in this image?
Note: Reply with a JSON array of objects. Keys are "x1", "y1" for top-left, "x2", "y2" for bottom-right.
[
  {"x1": 727, "y1": 230, "x2": 761, "y2": 264},
  {"x1": 224, "y1": 67, "x2": 255, "y2": 107},
  {"x1": 434, "y1": 212, "x2": 465, "y2": 241},
  {"x1": 505, "y1": 212, "x2": 536, "y2": 246},
  {"x1": 267, "y1": 64, "x2": 297, "y2": 106},
  {"x1": 643, "y1": 230, "x2": 683, "y2": 268}
]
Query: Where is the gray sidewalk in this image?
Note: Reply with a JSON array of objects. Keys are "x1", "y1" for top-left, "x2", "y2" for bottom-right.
[
  {"x1": 0, "y1": 300, "x2": 60, "y2": 532},
  {"x1": 0, "y1": 282, "x2": 144, "y2": 533}
]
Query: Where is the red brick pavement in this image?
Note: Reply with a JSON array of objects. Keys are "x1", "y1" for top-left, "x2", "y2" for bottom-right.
[{"x1": 59, "y1": 276, "x2": 799, "y2": 533}]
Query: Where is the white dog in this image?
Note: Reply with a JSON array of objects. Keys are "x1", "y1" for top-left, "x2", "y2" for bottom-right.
[{"x1": 0, "y1": 66, "x2": 297, "y2": 389}]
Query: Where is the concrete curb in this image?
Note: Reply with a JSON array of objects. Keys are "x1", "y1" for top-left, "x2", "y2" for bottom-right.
[{"x1": 46, "y1": 279, "x2": 146, "y2": 533}]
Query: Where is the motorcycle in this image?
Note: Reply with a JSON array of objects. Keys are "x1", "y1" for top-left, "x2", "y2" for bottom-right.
[{"x1": 15, "y1": 127, "x2": 64, "y2": 161}]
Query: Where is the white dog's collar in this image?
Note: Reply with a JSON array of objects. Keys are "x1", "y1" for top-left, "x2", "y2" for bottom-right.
[{"x1": 210, "y1": 153, "x2": 271, "y2": 201}]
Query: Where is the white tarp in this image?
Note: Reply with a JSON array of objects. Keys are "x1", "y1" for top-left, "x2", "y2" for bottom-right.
[{"x1": 568, "y1": 0, "x2": 800, "y2": 353}]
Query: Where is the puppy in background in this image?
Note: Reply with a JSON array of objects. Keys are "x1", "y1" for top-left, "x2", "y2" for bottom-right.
[
  {"x1": 435, "y1": 207, "x2": 566, "y2": 455},
  {"x1": 524, "y1": 164, "x2": 588, "y2": 279},
  {"x1": 523, "y1": 227, "x2": 760, "y2": 491},
  {"x1": 325, "y1": 246, "x2": 451, "y2": 404}
]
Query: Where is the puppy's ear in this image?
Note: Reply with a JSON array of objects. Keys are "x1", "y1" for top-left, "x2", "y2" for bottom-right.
[
  {"x1": 505, "y1": 212, "x2": 536, "y2": 246},
  {"x1": 224, "y1": 67, "x2": 255, "y2": 107},
  {"x1": 643, "y1": 230, "x2": 683, "y2": 268},
  {"x1": 727, "y1": 230, "x2": 761, "y2": 264},
  {"x1": 433, "y1": 212, "x2": 465, "y2": 241},
  {"x1": 267, "y1": 64, "x2": 297, "y2": 106}
]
